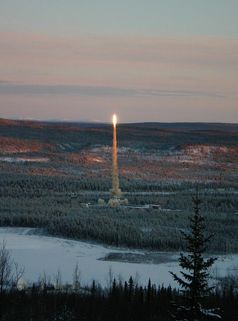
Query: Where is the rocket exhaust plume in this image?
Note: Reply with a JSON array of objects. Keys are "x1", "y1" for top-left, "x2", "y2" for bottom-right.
[
  {"x1": 111, "y1": 113, "x2": 121, "y2": 198},
  {"x1": 113, "y1": 114, "x2": 117, "y2": 128}
]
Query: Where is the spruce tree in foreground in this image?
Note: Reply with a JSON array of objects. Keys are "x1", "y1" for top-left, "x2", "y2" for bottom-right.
[{"x1": 170, "y1": 196, "x2": 221, "y2": 320}]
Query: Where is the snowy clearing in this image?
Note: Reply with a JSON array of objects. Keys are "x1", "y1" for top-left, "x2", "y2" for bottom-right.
[
  {"x1": 0, "y1": 157, "x2": 49, "y2": 163},
  {"x1": 0, "y1": 227, "x2": 237, "y2": 288}
]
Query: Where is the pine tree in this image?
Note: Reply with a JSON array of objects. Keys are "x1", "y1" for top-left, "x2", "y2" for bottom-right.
[{"x1": 170, "y1": 195, "x2": 220, "y2": 320}]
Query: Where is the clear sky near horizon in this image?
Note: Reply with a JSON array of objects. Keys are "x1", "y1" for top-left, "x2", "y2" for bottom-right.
[{"x1": 0, "y1": 0, "x2": 238, "y2": 122}]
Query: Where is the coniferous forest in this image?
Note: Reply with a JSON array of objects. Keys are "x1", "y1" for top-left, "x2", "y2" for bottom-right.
[
  {"x1": 0, "y1": 278, "x2": 237, "y2": 321},
  {"x1": 0, "y1": 120, "x2": 237, "y2": 320}
]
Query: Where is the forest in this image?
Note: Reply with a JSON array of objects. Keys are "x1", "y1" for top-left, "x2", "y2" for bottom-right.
[
  {"x1": 0, "y1": 273, "x2": 237, "y2": 321},
  {"x1": 0, "y1": 172, "x2": 237, "y2": 252},
  {"x1": 0, "y1": 119, "x2": 237, "y2": 252}
]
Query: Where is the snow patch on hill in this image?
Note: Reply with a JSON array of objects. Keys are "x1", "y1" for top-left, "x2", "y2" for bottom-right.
[{"x1": 0, "y1": 157, "x2": 49, "y2": 163}]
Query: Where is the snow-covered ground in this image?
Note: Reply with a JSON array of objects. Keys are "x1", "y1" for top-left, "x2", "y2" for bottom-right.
[
  {"x1": 0, "y1": 157, "x2": 49, "y2": 163},
  {"x1": 0, "y1": 227, "x2": 237, "y2": 288}
]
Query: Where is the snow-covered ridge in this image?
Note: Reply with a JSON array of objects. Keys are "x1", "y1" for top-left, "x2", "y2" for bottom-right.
[{"x1": 0, "y1": 157, "x2": 49, "y2": 163}]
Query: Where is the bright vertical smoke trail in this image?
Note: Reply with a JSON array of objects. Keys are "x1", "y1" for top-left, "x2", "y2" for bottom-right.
[{"x1": 111, "y1": 114, "x2": 121, "y2": 197}]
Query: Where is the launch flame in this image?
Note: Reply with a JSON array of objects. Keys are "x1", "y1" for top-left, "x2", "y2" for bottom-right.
[
  {"x1": 111, "y1": 112, "x2": 121, "y2": 199},
  {"x1": 112, "y1": 114, "x2": 117, "y2": 127}
]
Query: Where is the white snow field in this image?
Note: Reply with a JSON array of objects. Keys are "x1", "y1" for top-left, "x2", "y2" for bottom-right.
[{"x1": 0, "y1": 227, "x2": 237, "y2": 288}]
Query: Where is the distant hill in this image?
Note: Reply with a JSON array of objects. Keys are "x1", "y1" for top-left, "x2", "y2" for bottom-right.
[
  {"x1": 1, "y1": 118, "x2": 238, "y2": 131},
  {"x1": 0, "y1": 117, "x2": 237, "y2": 192},
  {"x1": 0, "y1": 118, "x2": 237, "y2": 151},
  {"x1": 124, "y1": 122, "x2": 238, "y2": 132}
]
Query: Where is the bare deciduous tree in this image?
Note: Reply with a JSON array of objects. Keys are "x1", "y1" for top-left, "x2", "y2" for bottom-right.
[
  {"x1": 12, "y1": 262, "x2": 25, "y2": 288},
  {"x1": 72, "y1": 263, "x2": 81, "y2": 292},
  {"x1": 0, "y1": 241, "x2": 12, "y2": 293},
  {"x1": 54, "y1": 268, "x2": 62, "y2": 290},
  {"x1": 0, "y1": 241, "x2": 24, "y2": 293}
]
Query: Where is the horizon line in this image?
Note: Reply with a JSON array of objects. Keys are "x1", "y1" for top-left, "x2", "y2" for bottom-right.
[{"x1": 0, "y1": 117, "x2": 237, "y2": 125}]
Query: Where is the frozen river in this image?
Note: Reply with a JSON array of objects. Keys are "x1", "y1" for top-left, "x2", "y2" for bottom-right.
[{"x1": 0, "y1": 227, "x2": 237, "y2": 288}]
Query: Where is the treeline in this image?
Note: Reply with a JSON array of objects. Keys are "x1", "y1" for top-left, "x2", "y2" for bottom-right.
[
  {"x1": 0, "y1": 206, "x2": 238, "y2": 252},
  {"x1": 1, "y1": 172, "x2": 237, "y2": 195},
  {"x1": 0, "y1": 276, "x2": 237, "y2": 321},
  {"x1": 0, "y1": 210, "x2": 183, "y2": 250}
]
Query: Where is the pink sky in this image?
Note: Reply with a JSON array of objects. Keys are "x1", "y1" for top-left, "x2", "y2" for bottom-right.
[{"x1": 0, "y1": 32, "x2": 237, "y2": 122}]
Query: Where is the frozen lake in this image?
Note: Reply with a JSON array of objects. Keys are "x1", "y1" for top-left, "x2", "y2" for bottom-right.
[{"x1": 0, "y1": 227, "x2": 237, "y2": 288}]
